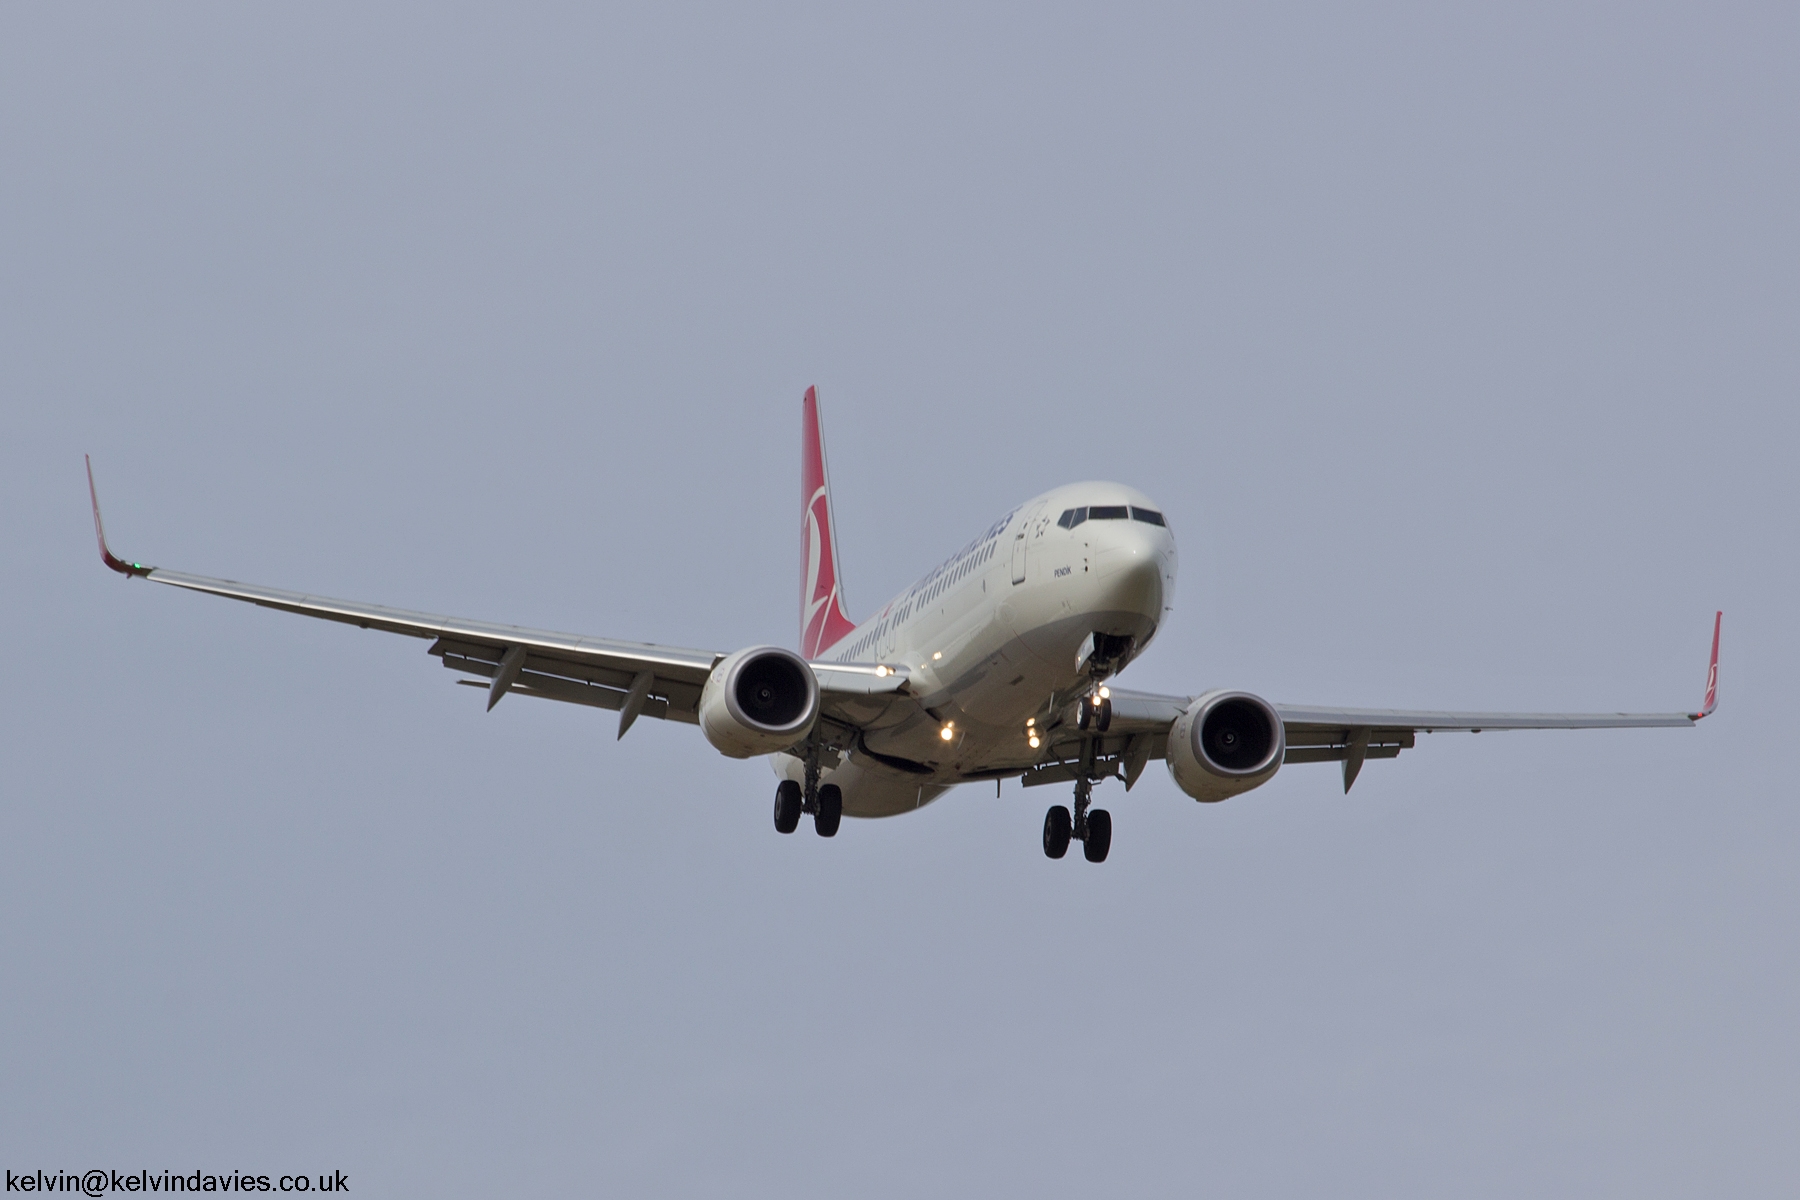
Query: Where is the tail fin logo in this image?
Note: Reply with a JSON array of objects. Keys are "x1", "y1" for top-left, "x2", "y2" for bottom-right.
[
  {"x1": 801, "y1": 387, "x2": 856, "y2": 659},
  {"x1": 801, "y1": 484, "x2": 841, "y2": 652}
]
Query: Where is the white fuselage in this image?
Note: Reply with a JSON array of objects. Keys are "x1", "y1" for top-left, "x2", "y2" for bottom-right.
[{"x1": 778, "y1": 481, "x2": 1178, "y2": 817}]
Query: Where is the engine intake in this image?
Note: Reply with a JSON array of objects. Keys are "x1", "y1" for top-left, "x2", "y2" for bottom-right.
[
  {"x1": 699, "y1": 646, "x2": 820, "y2": 758},
  {"x1": 1166, "y1": 690, "x2": 1285, "y2": 802}
]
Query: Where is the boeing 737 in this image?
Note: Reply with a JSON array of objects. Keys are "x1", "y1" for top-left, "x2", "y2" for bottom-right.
[{"x1": 87, "y1": 388, "x2": 1720, "y2": 862}]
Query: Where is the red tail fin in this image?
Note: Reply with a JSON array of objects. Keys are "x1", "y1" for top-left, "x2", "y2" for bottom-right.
[{"x1": 800, "y1": 386, "x2": 856, "y2": 658}]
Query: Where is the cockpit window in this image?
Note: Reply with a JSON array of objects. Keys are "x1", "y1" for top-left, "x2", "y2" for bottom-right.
[
  {"x1": 1088, "y1": 505, "x2": 1129, "y2": 520},
  {"x1": 1130, "y1": 507, "x2": 1166, "y2": 526},
  {"x1": 1057, "y1": 507, "x2": 1088, "y2": 528}
]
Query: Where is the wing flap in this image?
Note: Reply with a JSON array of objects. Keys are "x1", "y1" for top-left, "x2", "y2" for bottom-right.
[
  {"x1": 455, "y1": 674, "x2": 699, "y2": 725},
  {"x1": 1284, "y1": 743, "x2": 1405, "y2": 765},
  {"x1": 436, "y1": 641, "x2": 705, "y2": 724},
  {"x1": 432, "y1": 638, "x2": 706, "y2": 708}
]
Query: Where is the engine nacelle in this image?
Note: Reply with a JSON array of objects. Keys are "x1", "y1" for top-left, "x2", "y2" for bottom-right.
[
  {"x1": 1166, "y1": 689, "x2": 1285, "y2": 803},
  {"x1": 699, "y1": 646, "x2": 820, "y2": 758}
]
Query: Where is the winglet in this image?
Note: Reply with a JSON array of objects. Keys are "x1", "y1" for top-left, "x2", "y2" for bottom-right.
[
  {"x1": 1692, "y1": 611, "x2": 1721, "y2": 720},
  {"x1": 85, "y1": 455, "x2": 153, "y2": 577}
]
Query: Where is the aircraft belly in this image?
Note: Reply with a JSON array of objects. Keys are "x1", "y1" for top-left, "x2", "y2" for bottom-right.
[
  {"x1": 948, "y1": 645, "x2": 1033, "y2": 719},
  {"x1": 773, "y1": 752, "x2": 944, "y2": 817},
  {"x1": 859, "y1": 715, "x2": 943, "y2": 762},
  {"x1": 825, "y1": 756, "x2": 951, "y2": 818}
]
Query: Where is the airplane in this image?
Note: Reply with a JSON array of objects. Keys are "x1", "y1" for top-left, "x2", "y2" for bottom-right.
[{"x1": 86, "y1": 387, "x2": 1720, "y2": 863}]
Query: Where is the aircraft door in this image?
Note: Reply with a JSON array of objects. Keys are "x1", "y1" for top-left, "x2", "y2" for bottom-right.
[{"x1": 1011, "y1": 502, "x2": 1045, "y2": 585}]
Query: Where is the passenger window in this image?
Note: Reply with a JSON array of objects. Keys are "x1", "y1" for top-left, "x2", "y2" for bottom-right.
[
  {"x1": 1089, "y1": 505, "x2": 1128, "y2": 520},
  {"x1": 1129, "y1": 507, "x2": 1166, "y2": 526}
]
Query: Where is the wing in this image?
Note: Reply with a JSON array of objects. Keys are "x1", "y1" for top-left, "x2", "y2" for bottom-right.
[
  {"x1": 1029, "y1": 612, "x2": 1720, "y2": 793},
  {"x1": 1270, "y1": 700, "x2": 1703, "y2": 792},
  {"x1": 87, "y1": 459, "x2": 906, "y2": 738},
  {"x1": 115, "y1": 564, "x2": 725, "y2": 729}
]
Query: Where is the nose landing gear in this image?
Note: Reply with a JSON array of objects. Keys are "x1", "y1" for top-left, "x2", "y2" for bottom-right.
[{"x1": 1043, "y1": 777, "x2": 1111, "y2": 863}]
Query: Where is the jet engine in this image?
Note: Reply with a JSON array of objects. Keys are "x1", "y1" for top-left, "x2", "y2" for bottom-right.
[
  {"x1": 1165, "y1": 689, "x2": 1285, "y2": 802},
  {"x1": 699, "y1": 646, "x2": 821, "y2": 758}
]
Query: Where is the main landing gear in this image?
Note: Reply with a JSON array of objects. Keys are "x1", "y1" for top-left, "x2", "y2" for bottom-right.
[
  {"x1": 1043, "y1": 777, "x2": 1111, "y2": 863},
  {"x1": 773, "y1": 751, "x2": 842, "y2": 838},
  {"x1": 815, "y1": 785, "x2": 843, "y2": 837},
  {"x1": 773, "y1": 781, "x2": 802, "y2": 833}
]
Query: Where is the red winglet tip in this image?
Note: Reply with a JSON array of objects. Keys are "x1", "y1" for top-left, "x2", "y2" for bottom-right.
[
  {"x1": 1693, "y1": 611, "x2": 1721, "y2": 720},
  {"x1": 85, "y1": 455, "x2": 151, "y2": 577}
]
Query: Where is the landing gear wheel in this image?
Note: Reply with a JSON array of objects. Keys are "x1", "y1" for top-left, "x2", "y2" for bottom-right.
[
  {"x1": 1077, "y1": 696, "x2": 1114, "y2": 733},
  {"x1": 773, "y1": 780, "x2": 802, "y2": 834},
  {"x1": 1083, "y1": 808, "x2": 1112, "y2": 862},
  {"x1": 1043, "y1": 805, "x2": 1072, "y2": 859},
  {"x1": 814, "y1": 783, "x2": 843, "y2": 838}
]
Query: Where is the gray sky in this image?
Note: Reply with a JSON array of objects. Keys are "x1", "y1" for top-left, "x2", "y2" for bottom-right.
[{"x1": 3, "y1": 3, "x2": 1796, "y2": 1196}]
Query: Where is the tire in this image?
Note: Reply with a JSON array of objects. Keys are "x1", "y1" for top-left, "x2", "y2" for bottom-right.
[
  {"x1": 773, "y1": 780, "x2": 802, "y2": 834},
  {"x1": 1076, "y1": 702, "x2": 1092, "y2": 732},
  {"x1": 1084, "y1": 809, "x2": 1112, "y2": 862},
  {"x1": 1043, "y1": 806, "x2": 1072, "y2": 859},
  {"x1": 814, "y1": 783, "x2": 843, "y2": 838},
  {"x1": 1095, "y1": 697, "x2": 1113, "y2": 733}
]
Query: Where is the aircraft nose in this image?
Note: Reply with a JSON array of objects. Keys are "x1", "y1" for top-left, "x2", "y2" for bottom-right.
[{"x1": 1093, "y1": 525, "x2": 1167, "y2": 619}]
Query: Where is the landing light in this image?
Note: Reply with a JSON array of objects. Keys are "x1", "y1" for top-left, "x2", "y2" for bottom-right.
[
  {"x1": 1028, "y1": 735, "x2": 1040, "y2": 749},
  {"x1": 933, "y1": 651, "x2": 942, "y2": 660},
  {"x1": 1099, "y1": 686, "x2": 1111, "y2": 699},
  {"x1": 875, "y1": 665, "x2": 889, "y2": 677},
  {"x1": 939, "y1": 726, "x2": 955, "y2": 742},
  {"x1": 1025, "y1": 717, "x2": 1035, "y2": 727}
]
